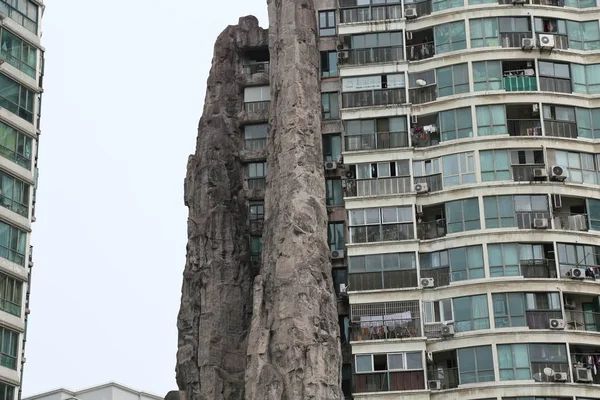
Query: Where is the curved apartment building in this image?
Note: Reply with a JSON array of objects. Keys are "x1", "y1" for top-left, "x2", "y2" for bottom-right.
[{"x1": 309, "y1": 0, "x2": 600, "y2": 399}]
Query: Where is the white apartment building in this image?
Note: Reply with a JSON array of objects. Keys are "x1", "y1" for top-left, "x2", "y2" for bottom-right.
[{"x1": 23, "y1": 383, "x2": 162, "y2": 400}]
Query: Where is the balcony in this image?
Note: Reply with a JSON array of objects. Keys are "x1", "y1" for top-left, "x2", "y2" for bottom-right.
[
  {"x1": 244, "y1": 138, "x2": 267, "y2": 151},
  {"x1": 354, "y1": 370, "x2": 425, "y2": 393},
  {"x1": 342, "y1": 88, "x2": 406, "y2": 109},
  {"x1": 245, "y1": 101, "x2": 269, "y2": 113},
  {"x1": 421, "y1": 267, "x2": 451, "y2": 287},
  {"x1": 515, "y1": 211, "x2": 551, "y2": 229},
  {"x1": 526, "y1": 310, "x2": 563, "y2": 329},
  {"x1": 406, "y1": 42, "x2": 435, "y2": 62},
  {"x1": 554, "y1": 213, "x2": 588, "y2": 232},
  {"x1": 520, "y1": 259, "x2": 557, "y2": 278},
  {"x1": 544, "y1": 120, "x2": 578, "y2": 138},
  {"x1": 243, "y1": 62, "x2": 269, "y2": 75},
  {"x1": 414, "y1": 174, "x2": 442, "y2": 192},
  {"x1": 246, "y1": 178, "x2": 266, "y2": 191},
  {"x1": 531, "y1": 362, "x2": 570, "y2": 382},
  {"x1": 571, "y1": 351, "x2": 600, "y2": 384},
  {"x1": 539, "y1": 77, "x2": 572, "y2": 94},
  {"x1": 427, "y1": 367, "x2": 459, "y2": 390},
  {"x1": 417, "y1": 219, "x2": 447, "y2": 240},
  {"x1": 344, "y1": 131, "x2": 409, "y2": 152},
  {"x1": 340, "y1": 46, "x2": 404, "y2": 66},
  {"x1": 405, "y1": 0, "x2": 432, "y2": 18},
  {"x1": 512, "y1": 164, "x2": 547, "y2": 182},
  {"x1": 409, "y1": 85, "x2": 437, "y2": 105},
  {"x1": 0, "y1": 195, "x2": 28, "y2": 217},
  {"x1": 348, "y1": 269, "x2": 418, "y2": 291},
  {"x1": 339, "y1": 3, "x2": 402, "y2": 23},
  {"x1": 567, "y1": 311, "x2": 600, "y2": 332},
  {"x1": 349, "y1": 223, "x2": 414, "y2": 243},
  {"x1": 504, "y1": 76, "x2": 537, "y2": 91},
  {"x1": 536, "y1": 33, "x2": 569, "y2": 50},
  {"x1": 345, "y1": 177, "x2": 412, "y2": 197},
  {"x1": 249, "y1": 219, "x2": 264, "y2": 235},
  {"x1": 501, "y1": 32, "x2": 534, "y2": 48},
  {"x1": 351, "y1": 316, "x2": 422, "y2": 341},
  {"x1": 531, "y1": 0, "x2": 565, "y2": 5},
  {"x1": 508, "y1": 119, "x2": 542, "y2": 136}
]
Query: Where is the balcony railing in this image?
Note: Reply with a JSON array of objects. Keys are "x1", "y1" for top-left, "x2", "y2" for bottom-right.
[
  {"x1": 536, "y1": 33, "x2": 568, "y2": 49},
  {"x1": 504, "y1": 76, "x2": 538, "y2": 91},
  {"x1": 244, "y1": 101, "x2": 270, "y2": 113},
  {"x1": 421, "y1": 267, "x2": 451, "y2": 287},
  {"x1": 526, "y1": 310, "x2": 563, "y2": 329},
  {"x1": 531, "y1": 0, "x2": 565, "y2": 5},
  {"x1": 344, "y1": 131, "x2": 409, "y2": 152},
  {"x1": 407, "y1": 42, "x2": 435, "y2": 62},
  {"x1": 571, "y1": 354, "x2": 600, "y2": 384},
  {"x1": 553, "y1": 213, "x2": 588, "y2": 231},
  {"x1": 544, "y1": 120, "x2": 578, "y2": 138},
  {"x1": 345, "y1": 177, "x2": 412, "y2": 197},
  {"x1": 354, "y1": 370, "x2": 426, "y2": 393},
  {"x1": 0, "y1": 195, "x2": 28, "y2": 217},
  {"x1": 414, "y1": 174, "x2": 442, "y2": 192},
  {"x1": 507, "y1": 119, "x2": 542, "y2": 136},
  {"x1": 339, "y1": 3, "x2": 402, "y2": 23},
  {"x1": 243, "y1": 62, "x2": 269, "y2": 75},
  {"x1": 427, "y1": 367, "x2": 459, "y2": 389},
  {"x1": 342, "y1": 88, "x2": 406, "y2": 109},
  {"x1": 409, "y1": 85, "x2": 437, "y2": 105},
  {"x1": 566, "y1": 311, "x2": 600, "y2": 332},
  {"x1": 515, "y1": 211, "x2": 551, "y2": 229},
  {"x1": 349, "y1": 223, "x2": 414, "y2": 243},
  {"x1": 501, "y1": 32, "x2": 534, "y2": 48},
  {"x1": 348, "y1": 269, "x2": 418, "y2": 291},
  {"x1": 417, "y1": 219, "x2": 447, "y2": 240},
  {"x1": 531, "y1": 362, "x2": 570, "y2": 382},
  {"x1": 520, "y1": 259, "x2": 557, "y2": 278},
  {"x1": 539, "y1": 77, "x2": 572, "y2": 93},
  {"x1": 340, "y1": 46, "x2": 404, "y2": 65},
  {"x1": 244, "y1": 138, "x2": 267, "y2": 151},
  {"x1": 351, "y1": 317, "x2": 421, "y2": 341},
  {"x1": 247, "y1": 178, "x2": 266, "y2": 190},
  {"x1": 405, "y1": 0, "x2": 433, "y2": 17},
  {"x1": 512, "y1": 164, "x2": 546, "y2": 181}
]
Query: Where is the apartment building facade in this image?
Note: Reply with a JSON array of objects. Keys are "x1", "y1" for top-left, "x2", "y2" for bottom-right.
[{"x1": 0, "y1": 0, "x2": 44, "y2": 399}]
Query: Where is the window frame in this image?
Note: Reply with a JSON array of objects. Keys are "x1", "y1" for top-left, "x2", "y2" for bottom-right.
[{"x1": 319, "y1": 10, "x2": 336, "y2": 36}]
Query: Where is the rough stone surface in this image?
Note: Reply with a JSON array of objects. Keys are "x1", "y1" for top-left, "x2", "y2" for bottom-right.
[
  {"x1": 244, "y1": 0, "x2": 343, "y2": 399},
  {"x1": 176, "y1": 16, "x2": 268, "y2": 400}
]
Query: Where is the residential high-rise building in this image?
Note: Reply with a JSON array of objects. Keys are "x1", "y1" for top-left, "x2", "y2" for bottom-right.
[{"x1": 0, "y1": 1, "x2": 44, "y2": 399}]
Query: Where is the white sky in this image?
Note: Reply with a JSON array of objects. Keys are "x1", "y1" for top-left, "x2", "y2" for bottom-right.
[{"x1": 24, "y1": 0, "x2": 267, "y2": 396}]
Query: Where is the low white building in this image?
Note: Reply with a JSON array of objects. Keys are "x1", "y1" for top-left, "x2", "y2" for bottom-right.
[{"x1": 23, "y1": 382, "x2": 163, "y2": 400}]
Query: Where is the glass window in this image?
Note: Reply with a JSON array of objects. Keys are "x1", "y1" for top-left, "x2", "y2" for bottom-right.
[
  {"x1": 493, "y1": 293, "x2": 526, "y2": 328},
  {"x1": 322, "y1": 92, "x2": 339, "y2": 119},
  {"x1": 0, "y1": 382, "x2": 14, "y2": 400},
  {"x1": 550, "y1": 150, "x2": 599, "y2": 184},
  {"x1": 437, "y1": 64, "x2": 469, "y2": 97},
  {"x1": 571, "y1": 64, "x2": 600, "y2": 94},
  {"x1": 458, "y1": 346, "x2": 494, "y2": 384},
  {"x1": 449, "y1": 245, "x2": 484, "y2": 281},
  {"x1": 483, "y1": 196, "x2": 516, "y2": 228},
  {"x1": 322, "y1": 134, "x2": 341, "y2": 162},
  {"x1": 328, "y1": 222, "x2": 345, "y2": 251},
  {"x1": 355, "y1": 355, "x2": 372, "y2": 372},
  {"x1": 0, "y1": 272, "x2": 21, "y2": 317},
  {"x1": 0, "y1": 221, "x2": 25, "y2": 266},
  {"x1": 575, "y1": 108, "x2": 600, "y2": 139},
  {"x1": 244, "y1": 86, "x2": 270, "y2": 102},
  {"x1": 0, "y1": 29, "x2": 36, "y2": 78},
  {"x1": 434, "y1": 21, "x2": 466, "y2": 54},
  {"x1": 497, "y1": 344, "x2": 531, "y2": 380},
  {"x1": 557, "y1": 242, "x2": 600, "y2": 277},
  {"x1": 480, "y1": 150, "x2": 510, "y2": 181},
  {"x1": 0, "y1": 327, "x2": 17, "y2": 369},
  {"x1": 473, "y1": 61, "x2": 502, "y2": 91},
  {"x1": 446, "y1": 198, "x2": 480, "y2": 233},
  {"x1": 326, "y1": 179, "x2": 343, "y2": 206},
  {"x1": 488, "y1": 243, "x2": 520, "y2": 277},
  {"x1": 0, "y1": 73, "x2": 34, "y2": 123},
  {"x1": 470, "y1": 18, "x2": 500, "y2": 48},
  {"x1": 499, "y1": 17, "x2": 531, "y2": 33},
  {"x1": 439, "y1": 108, "x2": 473, "y2": 141},
  {"x1": 320, "y1": 51, "x2": 338, "y2": 77},
  {"x1": 567, "y1": 20, "x2": 600, "y2": 51},
  {"x1": 454, "y1": 295, "x2": 490, "y2": 332},
  {"x1": 0, "y1": 170, "x2": 29, "y2": 217},
  {"x1": 442, "y1": 151, "x2": 475, "y2": 186},
  {"x1": 0, "y1": 121, "x2": 32, "y2": 169},
  {"x1": 476, "y1": 105, "x2": 507, "y2": 136},
  {"x1": 247, "y1": 162, "x2": 266, "y2": 179},
  {"x1": 0, "y1": 0, "x2": 38, "y2": 33},
  {"x1": 319, "y1": 11, "x2": 336, "y2": 36}
]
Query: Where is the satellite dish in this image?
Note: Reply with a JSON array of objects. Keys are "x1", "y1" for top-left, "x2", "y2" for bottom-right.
[
  {"x1": 416, "y1": 79, "x2": 427, "y2": 86},
  {"x1": 543, "y1": 367, "x2": 555, "y2": 377}
]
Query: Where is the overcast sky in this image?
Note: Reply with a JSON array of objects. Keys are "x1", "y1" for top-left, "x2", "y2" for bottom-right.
[{"x1": 24, "y1": 1, "x2": 268, "y2": 396}]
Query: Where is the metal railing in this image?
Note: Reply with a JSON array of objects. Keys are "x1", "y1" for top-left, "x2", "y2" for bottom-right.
[
  {"x1": 349, "y1": 223, "x2": 414, "y2": 243},
  {"x1": 427, "y1": 367, "x2": 459, "y2": 389},
  {"x1": 345, "y1": 177, "x2": 412, "y2": 197},
  {"x1": 243, "y1": 62, "x2": 269, "y2": 75},
  {"x1": 414, "y1": 174, "x2": 442, "y2": 192},
  {"x1": 340, "y1": 46, "x2": 404, "y2": 65},
  {"x1": 512, "y1": 164, "x2": 546, "y2": 181},
  {"x1": 566, "y1": 311, "x2": 600, "y2": 332},
  {"x1": 504, "y1": 76, "x2": 538, "y2": 91},
  {"x1": 244, "y1": 138, "x2": 267, "y2": 151},
  {"x1": 348, "y1": 270, "x2": 418, "y2": 291},
  {"x1": 405, "y1": 0, "x2": 433, "y2": 17},
  {"x1": 520, "y1": 259, "x2": 557, "y2": 278},
  {"x1": 246, "y1": 178, "x2": 266, "y2": 190},
  {"x1": 526, "y1": 310, "x2": 563, "y2": 329},
  {"x1": 571, "y1": 354, "x2": 600, "y2": 384},
  {"x1": 244, "y1": 101, "x2": 270, "y2": 113},
  {"x1": 0, "y1": 1, "x2": 37, "y2": 33},
  {"x1": 501, "y1": 32, "x2": 534, "y2": 48},
  {"x1": 544, "y1": 120, "x2": 578, "y2": 138},
  {"x1": 420, "y1": 267, "x2": 451, "y2": 287},
  {"x1": 531, "y1": 362, "x2": 570, "y2": 382},
  {"x1": 532, "y1": 0, "x2": 565, "y2": 5},
  {"x1": 354, "y1": 370, "x2": 426, "y2": 393},
  {"x1": 417, "y1": 219, "x2": 447, "y2": 240},
  {"x1": 342, "y1": 88, "x2": 406, "y2": 109},
  {"x1": 407, "y1": 42, "x2": 435, "y2": 62},
  {"x1": 351, "y1": 317, "x2": 421, "y2": 341},
  {"x1": 507, "y1": 119, "x2": 542, "y2": 136},
  {"x1": 536, "y1": 33, "x2": 568, "y2": 49},
  {"x1": 0, "y1": 195, "x2": 27, "y2": 217},
  {"x1": 339, "y1": 3, "x2": 402, "y2": 23},
  {"x1": 553, "y1": 213, "x2": 588, "y2": 231},
  {"x1": 344, "y1": 131, "x2": 409, "y2": 152},
  {"x1": 539, "y1": 77, "x2": 572, "y2": 93},
  {"x1": 515, "y1": 211, "x2": 551, "y2": 229},
  {"x1": 409, "y1": 85, "x2": 437, "y2": 105}
]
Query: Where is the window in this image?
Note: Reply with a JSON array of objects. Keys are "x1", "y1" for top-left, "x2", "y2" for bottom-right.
[
  {"x1": 500, "y1": 17, "x2": 531, "y2": 34},
  {"x1": 423, "y1": 299, "x2": 453, "y2": 323},
  {"x1": 564, "y1": 0, "x2": 597, "y2": 7},
  {"x1": 488, "y1": 243, "x2": 520, "y2": 276},
  {"x1": 355, "y1": 352, "x2": 423, "y2": 372},
  {"x1": 567, "y1": 21, "x2": 600, "y2": 50},
  {"x1": 0, "y1": 327, "x2": 17, "y2": 369},
  {"x1": 432, "y1": 0, "x2": 464, "y2": 11},
  {"x1": 351, "y1": 32, "x2": 403, "y2": 49},
  {"x1": 484, "y1": 196, "x2": 515, "y2": 228},
  {"x1": 453, "y1": 295, "x2": 490, "y2": 331},
  {"x1": 328, "y1": 222, "x2": 344, "y2": 252},
  {"x1": 0, "y1": 73, "x2": 34, "y2": 123},
  {"x1": 571, "y1": 64, "x2": 600, "y2": 94},
  {"x1": 449, "y1": 246, "x2": 484, "y2": 281},
  {"x1": 0, "y1": 29, "x2": 36, "y2": 78},
  {"x1": 0, "y1": 221, "x2": 25, "y2": 266},
  {"x1": 534, "y1": 17, "x2": 567, "y2": 35},
  {"x1": 442, "y1": 152, "x2": 475, "y2": 186},
  {"x1": 249, "y1": 203, "x2": 264, "y2": 221},
  {"x1": 322, "y1": 134, "x2": 341, "y2": 162},
  {"x1": 557, "y1": 242, "x2": 600, "y2": 277},
  {"x1": 457, "y1": 346, "x2": 494, "y2": 384},
  {"x1": 250, "y1": 236, "x2": 263, "y2": 263},
  {"x1": 348, "y1": 206, "x2": 413, "y2": 243},
  {"x1": 437, "y1": 64, "x2": 469, "y2": 97},
  {"x1": 476, "y1": 105, "x2": 507, "y2": 136},
  {"x1": 247, "y1": 162, "x2": 266, "y2": 190},
  {"x1": 480, "y1": 150, "x2": 510, "y2": 181},
  {"x1": 445, "y1": 198, "x2": 480, "y2": 233},
  {"x1": 493, "y1": 293, "x2": 526, "y2": 328},
  {"x1": 321, "y1": 92, "x2": 339, "y2": 119},
  {"x1": 0, "y1": 0, "x2": 39, "y2": 33},
  {"x1": 497, "y1": 344, "x2": 531, "y2": 380},
  {"x1": 590, "y1": 198, "x2": 600, "y2": 231},
  {"x1": 243, "y1": 86, "x2": 270, "y2": 102},
  {"x1": 526, "y1": 292, "x2": 561, "y2": 311},
  {"x1": 0, "y1": 272, "x2": 21, "y2": 317},
  {"x1": 0, "y1": 170, "x2": 28, "y2": 217},
  {"x1": 434, "y1": 21, "x2": 467, "y2": 54},
  {"x1": 0, "y1": 383, "x2": 14, "y2": 400},
  {"x1": 538, "y1": 61, "x2": 571, "y2": 93},
  {"x1": 320, "y1": 51, "x2": 338, "y2": 78},
  {"x1": 348, "y1": 252, "x2": 417, "y2": 290},
  {"x1": 473, "y1": 61, "x2": 502, "y2": 91},
  {"x1": 0, "y1": 121, "x2": 31, "y2": 169},
  {"x1": 244, "y1": 124, "x2": 267, "y2": 150},
  {"x1": 439, "y1": 108, "x2": 473, "y2": 141},
  {"x1": 326, "y1": 179, "x2": 343, "y2": 206},
  {"x1": 470, "y1": 18, "x2": 500, "y2": 48},
  {"x1": 319, "y1": 10, "x2": 336, "y2": 36},
  {"x1": 575, "y1": 108, "x2": 600, "y2": 139},
  {"x1": 550, "y1": 150, "x2": 599, "y2": 184}
]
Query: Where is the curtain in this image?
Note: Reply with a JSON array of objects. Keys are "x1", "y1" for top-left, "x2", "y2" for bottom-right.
[{"x1": 472, "y1": 295, "x2": 490, "y2": 329}]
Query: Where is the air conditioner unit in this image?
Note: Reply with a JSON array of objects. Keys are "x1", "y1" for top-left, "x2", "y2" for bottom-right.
[
  {"x1": 553, "y1": 194, "x2": 562, "y2": 209},
  {"x1": 441, "y1": 325, "x2": 455, "y2": 337},
  {"x1": 339, "y1": 283, "x2": 348, "y2": 294},
  {"x1": 337, "y1": 43, "x2": 344, "y2": 51},
  {"x1": 428, "y1": 380, "x2": 441, "y2": 390},
  {"x1": 331, "y1": 250, "x2": 345, "y2": 259},
  {"x1": 553, "y1": 372, "x2": 568, "y2": 382},
  {"x1": 345, "y1": 170, "x2": 355, "y2": 179},
  {"x1": 532, "y1": 168, "x2": 548, "y2": 179},
  {"x1": 570, "y1": 267, "x2": 586, "y2": 279},
  {"x1": 522, "y1": 37, "x2": 536, "y2": 49},
  {"x1": 324, "y1": 161, "x2": 337, "y2": 171},
  {"x1": 539, "y1": 34, "x2": 556, "y2": 48},
  {"x1": 550, "y1": 165, "x2": 568, "y2": 181},
  {"x1": 534, "y1": 218, "x2": 549, "y2": 229},
  {"x1": 405, "y1": 7, "x2": 418, "y2": 19},
  {"x1": 421, "y1": 277, "x2": 435, "y2": 288},
  {"x1": 416, "y1": 204, "x2": 424, "y2": 214},
  {"x1": 575, "y1": 367, "x2": 593, "y2": 383},
  {"x1": 415, "y1": 182, "x2": 429, "y2": 194},
  {"x1": 549, "y1": 318, "x2": 566, "y2": 330}
]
